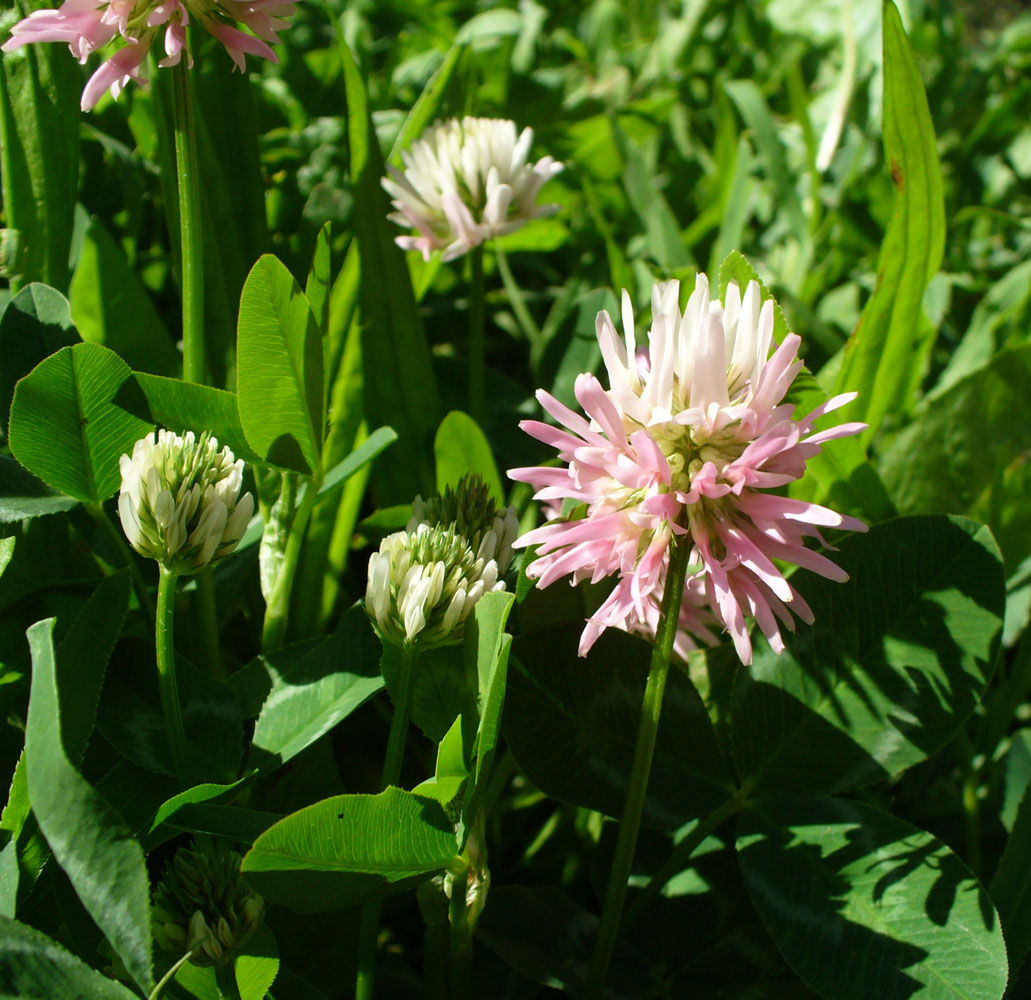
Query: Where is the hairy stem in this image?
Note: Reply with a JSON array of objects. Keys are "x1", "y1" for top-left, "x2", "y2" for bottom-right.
[{"x1": 156, "y1": 566, "x2": 190, "y2": 786}]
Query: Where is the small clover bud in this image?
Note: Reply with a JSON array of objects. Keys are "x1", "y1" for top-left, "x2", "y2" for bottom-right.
[
  {"x1": 365, "y1": 521, "x2": 506, "y2": 649},
  {"x1": 409, "y1": 473, "x2": 519, "y2": 575},
  {"x1": 152, "y1": 839, "x2": 264, "y2": 968},
  {"x1": 118, "y1": 429, "x2": 254, "y2": 574}
]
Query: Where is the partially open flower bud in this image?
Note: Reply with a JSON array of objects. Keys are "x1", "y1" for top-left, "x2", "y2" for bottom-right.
[
  {"x1": 152, "y1": 839, "x2": 264, "y2": 967},
  {"x1": 409, "y1": 473, "x2": 519, "y2": 575},
  {"x1": 365, "y1": 522, "x2": 507, "y2": 649},
  {"x1": 118, "y1": 430, "x2": 254, "y2": 574}
]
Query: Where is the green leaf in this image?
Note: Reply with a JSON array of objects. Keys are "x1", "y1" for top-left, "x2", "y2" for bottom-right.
[
  {"x1": 148, "y1": 777, "x2": 252, "y2": 835},
  {"x1": 738, "y1": 795, "x2": 1007, "y2": 1000},
  {"x1": 506, "y1": 624, "x2": 732, "y2": 829},
  {"x1": 990, "y1": 780, "x2": 1031, "y2": 977},
  {"x1": 25, "y1": 619, "x2": 153, "y2": 992},
  {"x1": 832, "y1": 1, "x2": 945, "y2": 441},
  {"x1": 343, "y1": 41, "x2": 439, "y2": 503},
  {"x1": 240, "y1": 604, "x2": 383, "y2": 773},
  {"x1": 0, "y1": 282, "x2": 78, "y2": 432},
  {"x1": 55, "y1": 570, "x2": 130, "y2": 763},
  {"x1": 159, "y1": 804, "x2": 280, "y2": 845},
  {"x1": 434, "y1": 410, "x2": 504, "y2": 505},
  {"x1": 8, "y1": 342, "x2": 154, "y2": 503},
  {"x1": 129, "y1": 373, "x2": 261, "y2": 464},
  {"x1": 879, "y1": 346, "x2": 1031, "y2": 519},
  {"x1": 0, "y1": 11, "x2": 80, "y2": 290},
  {"x1": 723, "y1": 79, "x2": 808, "y2": 252},
  {"x1": 241, "y1": 787, "x2": 461, "y2": 912},
  {"x1": 314, "y1": 425, "x2": 397, "y2": 498},
  {"x1": 468, "y1": 591, "x2": 515, "y2": 796},
  {"x1": 0, "y1": 916, "x2": 139, "y2": 1000},
  {"x1": 731, "y1": 516, "x2": 1005, "y2": 794},
  {"x1": 0, "y1": 454, "x2": 79, "y2": 521},
  {"x1": 69, "y1": 218, "x2": 179, "y2": 376},
  {"x1": 387, "y1": 44, "x2": 465, "y2": 165},
  {"x1": 236, "y1": 254, "x2": 324, "y2": 476}
]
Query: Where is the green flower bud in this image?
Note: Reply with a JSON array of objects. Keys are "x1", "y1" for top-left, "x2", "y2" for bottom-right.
[
  {"x1": 152, "y1": 839, "x2": 264, "y2": 967},
  {"x1": 409, "y1": 473, "x2": 519, "y2": 575},
  {"x1": 118, "y1": 429, "x2": 254, "y2": 574}
]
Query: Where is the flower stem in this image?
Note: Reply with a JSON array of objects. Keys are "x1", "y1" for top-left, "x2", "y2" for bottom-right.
[
  {"x1": 583, "y1": 531, "x2": 693, "y2": 998},
  {"x1": 214, "y1": 961, "x2": 243, "y2": 1000},
  {"x1": 494, "y1": 242, "x2": 541, "y2": 345},
  {"x1": 449, "y1": 865, "x2": 473, "y2": 1000},
  {"x1": 468, "y1": 244, "x2": 486, "y2": 425},
  {"x1": 172, "y1": 58, "x2": 205, "y2": 385},
  {"x1": 355, "y1": 643, "x2": 419, "y2": 999},
  {"x1": 147, "y1": 948, "x2": 199, "y2": 1000},
  {"x1": 196, "y1": 569, "x2": 223, "y2": 679},
  {"x1": 261, "y1": 480, "x2": 319, "y2": 652},
  {"x1": 156, "y1": 565, "x2": 190, "y2": 787}
]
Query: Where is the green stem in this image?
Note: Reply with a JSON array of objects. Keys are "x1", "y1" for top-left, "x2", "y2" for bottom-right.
[
  {"x1": 147, "y1": 948, "x2": 199, "y2": 1000},
  {"x1": 87, "y1": 503, "x2": 155, "y2": 624},
  {"x1": 623, "y1": 790, "x2": 748, "y2": 929},
  {"x1": 261, "y1": 479, "x2": 318, "y2": 652},
  {"x1": 214, "y1": 961, "x2": 243, "y2": 1000},
  {"x1": 172, "y1": 58, "x2": 205, "y2": 384},
  {"x1": 584, "y1": 532, "x2": 692, "y2": 998},
  {"x1": 418, "y1": 879, "x2": 450, "y2": 1000},
  {"x1": 196, "y1": 569, "x2": 223, "y2": 679},
  {"x1": 156, "y1": 566, "x2": 190, "y2": 786},
  {"x1": 355, "y1": 644, "x2": 420, "y2": 999},
  {"x1": 494, "y1": 242, "x2": 541, "y2": 344},
  {"x1": 468, "y1": 245, "x2": 486, "y2": 425},
  {"x1": 449, "y1": 866, "x2": 473, "y2": 1000}
]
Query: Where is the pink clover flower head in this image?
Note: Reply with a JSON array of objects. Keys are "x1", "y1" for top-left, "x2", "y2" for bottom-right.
[
  {"x1": 510, "y1": 275, "x2": 868, "y2": 666},
  {"x1": 1, "y1": 0, "x2": 296, "y2": 110},
  {"x1": 382, "y1": 116, "x2": 564, "y2": 262}
]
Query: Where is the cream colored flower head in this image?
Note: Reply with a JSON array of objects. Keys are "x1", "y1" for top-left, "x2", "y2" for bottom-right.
[
  {"x1": 382, "y1": 116, "x2": 564, "y2": 261},
  {"x1": 118, "y1": 429, "x2": 254, "y2": 574}
]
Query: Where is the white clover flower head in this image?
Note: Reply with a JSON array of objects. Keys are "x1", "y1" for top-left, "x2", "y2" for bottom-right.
[
  {"x1": 365, "y1": 520, "x2": 508, "y2": 649},
  {"x1": 408, "y1": 473, "x2": 519, "y2": 576},
  {"x1": 152, "y1": 838, "x2": 264, "y2": 967},
  {"x1": 382, "y1": 116, "x2": 564, "y2": 262},
  {"x1": 118, "y1": 429, "x2": 254, "y2": 574}
]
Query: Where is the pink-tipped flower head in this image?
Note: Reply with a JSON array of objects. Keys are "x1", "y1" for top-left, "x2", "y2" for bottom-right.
[
  {"x1": 2, "y1": 0, "x2": 295, "y2": 110},
  {"x1": 382, "y1": 117, "x2": 564, "y2": 262},
  {"x1": 510, "y1": 275, "x2": 868, "y2": 665}
]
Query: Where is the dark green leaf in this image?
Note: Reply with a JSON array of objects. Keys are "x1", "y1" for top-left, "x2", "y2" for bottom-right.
[
  {"x1": 731, "y1": 516, "x2": 1005, "y2": 794},
  {"x1": 0, "y1": 282, "x2": 78, "y2": 432},
  {"x1": 241, "y1": 787, "x2": 460, "y2": 912},
  {"x1": 68, "y1": 218, "x2": 178, "y2": 376},
  {"x1": 468, "y1": 591, "x2": 515, "y2": 796},
  {"x1": 129, "y1": 373, "x2": 261, "y2": 464},
  {"x1": 25, "y1": 619, "x2": 153, "y2": 992},
  {"x1": 0, "y1": 916, "x2": 139, "y2": 1000},
  {"x1": 8, "y1": 342, "x2": 153, "y2": 502},
  {"x1": 833, "y1": 1, "x2": 945, "y2": 441},
  {"x1": 241, "y1": 604, "x2": 383, "y2": 773},
  {"x1": 990, "y1": 780, "x2": 1031, "y2": 977},
  {"x1": 343, "y1": 42, "x2": 439, "y2": 503},
  {"x1": 0, "y1": 454, "x2": 78, "y2": 522},
  {"x1": 506, "y1": 624, "x2": 732, "y2": 829},
  {"x1": 0, "y1": 15, "x2": 80, "y2": 290},
  {"x1": 738, "y1": 795, "x2": 1007, "y2": 1000}
]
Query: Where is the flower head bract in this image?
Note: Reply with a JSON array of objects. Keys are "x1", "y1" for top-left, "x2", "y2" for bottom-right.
[
  {"x1": 510, "y1": 275, "x2": 868, "y2": 665},
  {"x1": 382, "y1": 116, "x2": 564, "y2": 262},
  {"x1": 1, "y1": 0, "x2": 295, "y2": 111}
]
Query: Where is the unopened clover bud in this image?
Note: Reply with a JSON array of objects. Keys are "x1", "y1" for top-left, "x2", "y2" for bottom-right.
[
  {"x1": 118, "y1": 429, "x2": 254, "y2": 574},
  {"x1": 365, "y1": 520, "x2": 507, "y2": 649},
  {"x1": 152, "y1": 839, "x2": 264, "y2": 968},
  {"x1": 409, "y1": 473, "x2": 519, "y2": 576}
]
